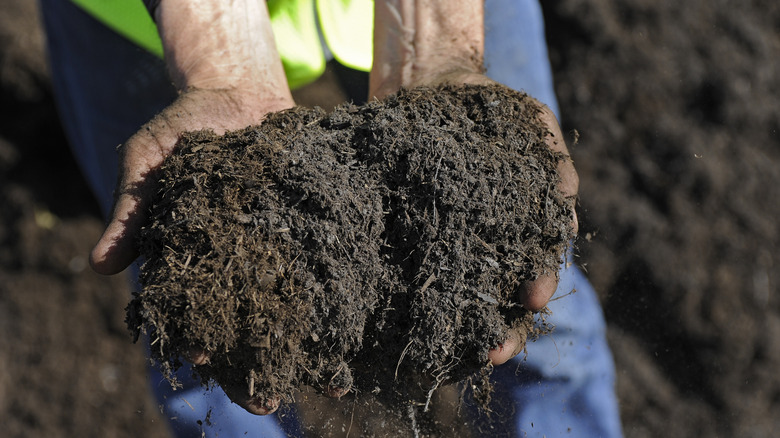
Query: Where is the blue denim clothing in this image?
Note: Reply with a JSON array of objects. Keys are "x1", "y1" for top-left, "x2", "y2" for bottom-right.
[
  {"x1": 474, "y1": 262, "x2": 622, "y2": 437},
  {"x1": 41, "y1": 0, "x2": 622, "y2": 436}
]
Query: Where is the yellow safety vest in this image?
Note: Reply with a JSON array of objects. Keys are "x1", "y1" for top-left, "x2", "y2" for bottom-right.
[{"x1": 69, "y1": 0, "x2": 373, "y2": 89}]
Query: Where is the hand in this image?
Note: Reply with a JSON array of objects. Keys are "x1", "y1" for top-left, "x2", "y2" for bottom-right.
[
  {"x1": 370, "y1": 0, "x2": 579, "y2": 366},
  {"x1": 88, "y1": 0, "x2": 304, "y2": 415},
  {"x1": 90, "y1": 87, "x2": 294, "y2": 275},
  {"x1": 381, "y1": 72, "x2": 579, "y2": 366},
  {"x1": 91, "y1": 87, "x2": 296, "y2": 415},
  {"x1": 90, "y1": 0, "x2": 297, "y2": 274},
  {"x1": 484, "y1": 86, "x2": 579, "y2": 365}
]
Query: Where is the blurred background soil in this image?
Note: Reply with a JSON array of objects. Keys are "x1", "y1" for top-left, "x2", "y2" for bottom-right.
[{"x1": 1, "y1": 0, "x2": 778, "y2": 437}]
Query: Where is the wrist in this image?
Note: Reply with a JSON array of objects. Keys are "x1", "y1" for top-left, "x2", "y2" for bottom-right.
[
  {"x1": 156, "y1": 0, "x2": 291, "y2": 102},
  {"x1": 370, "y1": 0, "x2": 484, "y2": 97},
  {"x1": 180, "y1": 86, "x2": 294, "y2": 119}
]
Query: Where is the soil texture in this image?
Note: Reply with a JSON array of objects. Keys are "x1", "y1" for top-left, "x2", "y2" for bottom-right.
[
  {"x1": 3, "y1": 0, "x2": 780, "y2": 437},
  {"x1": 542, "y1": 0, "x2": 780, "y2": 436},
  {"x1": 132, "y1": 85, "x2": 571, "y2": 408}
]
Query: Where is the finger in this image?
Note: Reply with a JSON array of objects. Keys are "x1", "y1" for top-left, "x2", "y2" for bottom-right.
[
  {"x1": 90, "y1": 192, "x2": 144, "y2": 274},
  {"x1": 185, "y1": 348, "x2": 210, "y2": 366},
  {"x1": 324, "y1": 364, "x2": 352, "y2": 398},
  {"x1": 326, "y1": 385, "x2": 350, "y2": 399},
  {"x1": 560, "y1": 159, "x2": 579, "y2": 237},
  {"x1": 222, "y1": 382, "x2": 281, "y2": 416},
  {"x1": 90, "y1": 125, "x2": 167, "y2": 275},
  {"x1": 537, "y1": 105, "x2": 578, "y2": 195},
  {"x1": 519, "y1": 273, "x2": 559, "y2": 312},
  {"x1": 487, "y1": 330, "x2": 525, "y2": 365},
  {"x1": 571, "y1": 207, "x2": 579, "y2": 236},
  {"x1": 244, "y1": 395, "x2": 280, "y2": 416},
  {"x1": 538, "y1": 104, "x2": 579, "y2": 238},
  {"x1": 487, "y1": 338, "x2": 516, "y2": 365}
]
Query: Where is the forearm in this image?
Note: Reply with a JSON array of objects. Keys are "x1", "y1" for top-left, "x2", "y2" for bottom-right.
[
  {"x1": 154, "y1": 0, "x2": 292, "y2": 103},
  {"x1": 370, "y1": 0, "x2": 485, "y2": 96}
]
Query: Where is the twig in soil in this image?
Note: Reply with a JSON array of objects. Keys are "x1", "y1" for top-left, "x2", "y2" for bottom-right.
[
  {"x1": 407, "y1": 403, "x2": 420, "y2": 438},
  {"x1": 345, "y1": 399, "x2": 356, "y2": 438},
  {"x1": 180, "y1": 397, "x2": 195, "y2": 411},
  {"x1": 432, "y1": 152, "x2": 444, "y2": 224},
  {"x1": 427, "y1": 355, "x2": 461, "y2": 412},
  {"x1": 395, "y1": 340, "x2": 414, "y2": 380},
  {"x1": 548, "y1": 287, "x2": 576, "y2": 302},
  {"x1": 544, "y1": 182, "x2": 552, "y2": 220},
  {"x1": 418, "y1": 273, "x2": 436, "y2": 294}
]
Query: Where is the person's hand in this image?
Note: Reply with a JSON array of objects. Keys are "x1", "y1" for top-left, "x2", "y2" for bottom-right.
[
  {"x1": 89, "y1": 87, "x2": 294, "y2": 275},
  {"x1": 377, "y1": 71, "x2": 579, "y2": 366},
  {"x1": 449, "y1": 75, "x2": 578, "y2": 365},
  {"x1": 89, "y1": 87, "x2": 296, "y2": 417},
  {"x1": 488, "y1": 105, "x2": 578, "y2": 364},
  {"x1": 370, "y1": 0, "x2": 579, "y2": 366},
  {"x1": 87, "y1": 0, "x2": 305, "y2": 415}
]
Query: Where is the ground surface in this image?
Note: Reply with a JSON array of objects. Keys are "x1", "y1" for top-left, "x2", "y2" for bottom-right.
[{"x1": 1, "y1": 1, "x2": 778, "y2": 437}]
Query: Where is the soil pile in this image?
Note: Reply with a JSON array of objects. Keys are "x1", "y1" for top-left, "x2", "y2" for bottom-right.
[
  {"x1": 6, "y1": 0, "x2": 780, "y2": 436},
  {"x1": 543, "y1": 0, "x2": 780, "y2": 435},
  {"x1": 130, "y1": 85, "x2": 573, "y2": 407}
]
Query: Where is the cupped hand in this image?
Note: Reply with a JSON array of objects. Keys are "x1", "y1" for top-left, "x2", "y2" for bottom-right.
[
  {"x1": 488, "y1": 85, "x2": 579, "y2": 365},
  {"x1": 91, "y1": 87, "x2": 297, "y2": 415},
  {"x1": 374, "y1": 70, "x2": 579, "y2": 366},
  {"x1": 99, "y1": 86, "x2": 357, "y2": 414},
  {"x1": 89, "y1": 87, "x2": 294, "y2": 275}
]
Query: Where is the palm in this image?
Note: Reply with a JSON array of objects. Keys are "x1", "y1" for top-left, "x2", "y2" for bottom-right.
[{"x1": 90, "y1": 87, "x2": 294, "y2": 275}]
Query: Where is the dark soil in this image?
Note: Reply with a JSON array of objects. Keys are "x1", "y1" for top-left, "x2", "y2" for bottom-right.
[
  {"x1": 541, "y1": 1, "x2": 780, "y2": 436},
  {"x1": 0, "y1": 4, "x2": 168, "y2": 437},
  {"x1": 132, "y1": 85, "x2": 570, "y2": 409},
  {"x1": 3, "y1": 0, "x2": 780, "y2": 437}
]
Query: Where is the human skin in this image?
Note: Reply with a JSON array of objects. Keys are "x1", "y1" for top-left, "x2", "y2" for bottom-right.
[
  {"x1": 371, "y1": 0, "x2": 579, "y2": 365},
  {"x1": 89, "y1": 0, "x2": 294, "y2": 277},
  {"x1": 89, "y1": 0, "x2": 294, "y2": 416},
  {"x1": 89, "y1": 0, "x2": 578, "y2": 415}
]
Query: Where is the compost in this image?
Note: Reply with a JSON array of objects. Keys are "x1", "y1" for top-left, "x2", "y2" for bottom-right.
[{"x1": 130, "y1": 84, "x2": 573, "y2": 409}]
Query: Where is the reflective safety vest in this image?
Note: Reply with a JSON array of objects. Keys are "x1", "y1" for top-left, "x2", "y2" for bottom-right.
[{"x1": 69, "y1": 0, "x2": 373, "y2": 89}]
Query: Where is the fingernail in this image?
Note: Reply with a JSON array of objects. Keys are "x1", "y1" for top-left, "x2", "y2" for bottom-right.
[
  {"x1": 185, "y1": 348, "x2": 210, "y2": 365},
  {"x1": 248, "y1": 396, "x2": 279, "y2": 415},
  {"x1": 327, "y1": 385, "x2": 350, "y2": 398}
]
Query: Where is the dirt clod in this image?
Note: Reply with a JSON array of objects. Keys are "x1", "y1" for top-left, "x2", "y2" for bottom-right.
[{"x1": 129, "y1": 84, "x2": 573, "y2": 409}]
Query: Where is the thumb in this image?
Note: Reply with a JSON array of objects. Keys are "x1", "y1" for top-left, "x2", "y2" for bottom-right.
[
  {"x1": 90, "y1": 112, "x2": 170, "y2": 275},
  {"x1": 519, "y1": 274, "x2": 559, "y2": 312},
  {"x1": 90, "y1": 191, "x2": 145, "y2": 275},
  {"x1": 488, "y1": 330, "x2": 525, "y2": 366}
]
